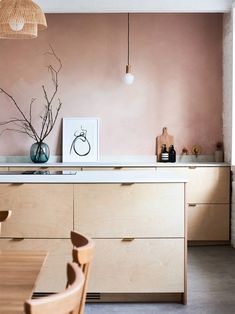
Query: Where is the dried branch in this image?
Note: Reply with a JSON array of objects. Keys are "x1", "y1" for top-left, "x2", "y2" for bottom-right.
[
  {"x1": 0, "y1": 128, "x2": 36, "y2": 140},
  {"x1": 0, "y1": 46, "x2": 62, "y2": 144},
  {"x1": 29, "y1": 98, "x2": 36, "y2": 123},
  {"x1": 0, "y1": 118, "x2": 26, "y2": 126},
  {"x1": 0, "y1": 88, "x2": 40, "y2": 142}
]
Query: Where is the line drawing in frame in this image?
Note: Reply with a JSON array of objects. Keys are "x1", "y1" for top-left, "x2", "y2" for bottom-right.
[
  {"x1": 70, "y1": 126, "x2": 91, "y2": 156},
  {"x1": 63, "y1": 117, "x2": 99, "y2": 162}
]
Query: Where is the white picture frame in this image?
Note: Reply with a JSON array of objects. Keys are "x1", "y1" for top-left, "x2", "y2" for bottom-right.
[{"x1": 62, "y1": 118, "x2": 99, "y2": 162}]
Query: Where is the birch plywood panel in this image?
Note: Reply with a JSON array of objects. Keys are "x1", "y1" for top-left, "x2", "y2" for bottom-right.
[
  {"x1": 187, "y1": 167, "x2": 230, "y2": 203},
  {"x1": 8, "y1": 167, "x2": 45, "y2": 172},
  {"x1": 0, "y1": 184, "x2": 73, "y2": 238},
  {"x1": 188, "y1": 204, "x2": 230, "y2": 241},
  {"x1": 8, "y1": 167, "x2": 82, "y2": 171},
  {"x1": 74, "y1": 183, "x2": 184, "y2": 238},
  {"x1": 82, "y1": 167, "x2": 156, "y2": 171},
  {"x1": 88, "y1": 239, "x2": 184, "y2": 293}
]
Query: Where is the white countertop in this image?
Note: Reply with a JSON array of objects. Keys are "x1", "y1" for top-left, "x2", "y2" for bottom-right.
[
  {"x1": 0, "y1": 162, "x2": 229, "y2": 168},
  {"x1": 0, "y1": 170, "x2": 188, "y2": 183}
]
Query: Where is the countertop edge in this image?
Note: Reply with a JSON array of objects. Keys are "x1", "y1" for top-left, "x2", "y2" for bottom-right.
[
  {"x1": 0, "y1": 162, "x2": 230, "y2": 167},
  {"x1": 0, "y1": 171, "x2": 188, "y2": 183}
]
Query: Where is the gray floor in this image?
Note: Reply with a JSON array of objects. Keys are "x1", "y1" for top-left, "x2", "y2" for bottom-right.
[{"x1": 85, "y1": 246, "x2": 235, "y2": 314}]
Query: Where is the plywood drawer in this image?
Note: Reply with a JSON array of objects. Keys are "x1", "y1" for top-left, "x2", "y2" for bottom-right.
[
  {"x1": 0, "y1": 167, "x2": 8, "y2": 171},
  {"x1": 74, "y1": 183, "x2": 185, "y2": 238},
  {"x1": 82, "y1": 167, "x2": 156, "y2": 171},
  {"x1": 0, "y1": 239, "x2": 71, "y2": 293},
  {"x1": 8, "y1": 167, "x2": 82, "y2": 171},
  {"x1": 8, "y1": 167, "x2": 47, "y2": 171},
  {"x1": 0, "y1": 184, "x2": 73, "y2": 238},
  {"x1": 188, "y1": 204, "x2": 230, "y2": 241},
  {"x1": 88, "y1": 238, "x2": 184, "y2": 293},
  {"x1": 156, "y1": 167, "x2": 188, "y2": 176},
  {"x1": 120, "y1": 167, "x2": 157, "y2": 171},
  {"x1": 81, "y1": 167, "x2": 115, "y2": 171},
  {"x1": 187, "y1": 167, "x2": 230, "y2": 203},
  {"x1": 47, "y1": 167, "x2": 82, "y2": 171}
]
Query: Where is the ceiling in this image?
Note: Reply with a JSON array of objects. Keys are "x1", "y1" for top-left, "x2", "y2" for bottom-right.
[{"x1": 34, "y1": 0, "x2": 233, "y2": 13}]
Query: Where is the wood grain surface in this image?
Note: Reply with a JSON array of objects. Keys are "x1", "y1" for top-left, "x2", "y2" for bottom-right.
[{"x1": 0, "y1": 251, "x2": 47, "y2": 314}]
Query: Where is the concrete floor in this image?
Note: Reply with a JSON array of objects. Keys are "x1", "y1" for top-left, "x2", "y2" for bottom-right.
[{"x1": 85, "y1": 246, "x2": 235, "y2": 314}]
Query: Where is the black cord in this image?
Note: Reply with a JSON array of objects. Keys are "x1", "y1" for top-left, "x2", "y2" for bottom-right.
[{"x1": 127, "y1": 13, "x2": 130, "y2": 65}]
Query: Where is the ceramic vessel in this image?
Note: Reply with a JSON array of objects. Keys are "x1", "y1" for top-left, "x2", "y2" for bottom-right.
[{"x1": 214, "y1": 150, "x2": 224, "y2": 162}]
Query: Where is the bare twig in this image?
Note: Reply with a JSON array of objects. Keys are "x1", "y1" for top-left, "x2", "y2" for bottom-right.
[
  {"x1": 0, "y1": 118, "x2": 25, "y2": 126},
  {"x1": 0, "y1": 128, "x2": 36, "y2": 140},
  {"x1": 29, "y1": 98, "x2": 36, "y2": 123},
  {"x1": 0, "y1": 46, "x2": 62, "y2": 144}
]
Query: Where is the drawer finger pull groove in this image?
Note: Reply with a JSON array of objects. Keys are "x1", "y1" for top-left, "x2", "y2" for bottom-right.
[
  {"x1": 11, "y1": 238, "x2": 25, "y2": 241},
  {"x1": 122, "y1": 237, "x2": 135, "y2": 242}
]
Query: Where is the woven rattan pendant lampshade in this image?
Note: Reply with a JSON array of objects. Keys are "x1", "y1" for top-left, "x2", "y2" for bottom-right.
[
  {"x1": 0, "y1": 0, "x2": 47, "y2": 39},
  {"x1": 0, "y1": 23, "x2": 38, "y2": 39}
]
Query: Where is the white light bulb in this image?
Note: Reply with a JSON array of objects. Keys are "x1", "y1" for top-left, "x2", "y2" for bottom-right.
[
  {"x1": 123, "y1": 72, "x2": 135, "y2": 85},
  {"x1": 9, "y1": 17, "x2": 25, "y2": 31}
]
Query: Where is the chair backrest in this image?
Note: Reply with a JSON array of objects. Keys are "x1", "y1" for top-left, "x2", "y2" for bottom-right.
[
  {"x1": 24, "y1": 262, "x2": 84, "y2": 314},
  {"x1": 70, "y1": 231, "x2": 95, "y2": 314},
  {"x1": 0, "y1": 210, "x2": 12, "y2": 234}
]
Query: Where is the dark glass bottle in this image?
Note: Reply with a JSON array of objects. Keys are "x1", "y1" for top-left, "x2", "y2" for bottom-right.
[
  {"x1": 161, "y1": 144, "x2": 169, "y2": 162},
  {"x1": 169, "y1": 145, "x2": 176, "y2": 163}
]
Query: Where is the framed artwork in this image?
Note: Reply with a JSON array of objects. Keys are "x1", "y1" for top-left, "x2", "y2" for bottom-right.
[{"x1": 63, "y1": 118, "x2": 99, "y2": 162}]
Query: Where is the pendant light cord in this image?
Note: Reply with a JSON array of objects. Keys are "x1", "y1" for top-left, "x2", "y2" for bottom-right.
[{"x1": 127, "y1": 13, "x2": 130, "y2": 65}]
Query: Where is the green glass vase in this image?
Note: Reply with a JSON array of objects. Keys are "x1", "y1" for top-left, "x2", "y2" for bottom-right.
[{"x1": 30, "y1": 142, "x2": 50, "y2": 163}]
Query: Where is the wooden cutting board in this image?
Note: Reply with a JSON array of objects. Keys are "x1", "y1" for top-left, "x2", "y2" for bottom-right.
[{"x1": 156, "y1": 127, "x2": 174, "y2": 160}]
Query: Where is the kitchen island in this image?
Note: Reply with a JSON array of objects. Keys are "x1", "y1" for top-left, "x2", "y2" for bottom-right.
[{"x1": 0, "y1": 170, "x2": 187, "y2": 303}]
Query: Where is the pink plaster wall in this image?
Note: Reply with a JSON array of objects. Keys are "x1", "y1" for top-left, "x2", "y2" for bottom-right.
[{"x1": 0, "y1": 13, "x2": 223, "y2": 156}]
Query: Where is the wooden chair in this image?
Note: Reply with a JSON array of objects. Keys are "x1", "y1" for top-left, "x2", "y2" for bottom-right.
[
  {"x1": 0, "y1": 210, "x2": 12, "y2": 234},
  {"x1": 24, "y1": 262, "x2": 84, "y2": 314},
  {"x1": 70, "y1": 231, "x2": 95, "y2": 314}
]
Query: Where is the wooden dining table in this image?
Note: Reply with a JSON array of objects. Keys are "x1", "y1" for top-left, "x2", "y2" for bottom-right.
[{"x1": 0, "y1": 250, "x2": 47, "y2": 314}]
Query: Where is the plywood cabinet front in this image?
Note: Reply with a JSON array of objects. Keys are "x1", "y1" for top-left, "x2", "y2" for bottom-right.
[
  {"x1": 8, "y1": 167, "x2": 45, "y2": 172},
  {"x1": 89, "y1": 238, "x2": 184, "y2": 293},
  {"x1": 0, "y1": 184, "x2": 73, "y2": 238},
  {"x1": 0, "y1": 238, "x2": 71, "y2": 292},
  {"x1": 158, "y1": 166, "x2": 230, "y2": 242},
  {"x1": 8, "y1": 167, "x2": 82, "y2": 172},
  {"x1": 187, "y1": 167, "x2": 230, "y2": 203},
  {"x1": 0, "y1": 180, "x2": 186, "y2": 299},
  {"x1": 74, "y1": 183, "x2": 184, "y2": 238},
  {"x1": 188, "y1": 204, "x2": 230, "y2": 241},
  {"x1": 187, "y1": 167, "x2": 230, "y2": 242},
  {"x1": 81, "y1": 167, "x2": 156, "y2": 171},
  {"x1": 81, "y1": 167, "x2": 115, "y2": 171}
]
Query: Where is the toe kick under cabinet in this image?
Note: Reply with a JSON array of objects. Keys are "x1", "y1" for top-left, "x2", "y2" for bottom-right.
[{"x1": 74, "y1": 183, "x2": 186, "y2": 302}]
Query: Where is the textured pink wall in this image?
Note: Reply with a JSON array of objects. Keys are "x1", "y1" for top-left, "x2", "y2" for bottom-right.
[{"x1": 0, "y1": 13, "x2": 223, "y2": 156}]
